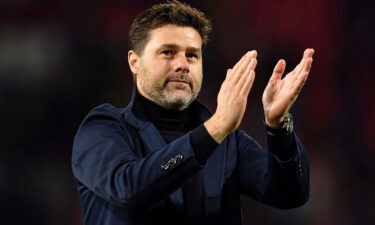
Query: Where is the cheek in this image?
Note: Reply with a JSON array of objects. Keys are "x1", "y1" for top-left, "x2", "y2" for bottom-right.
[
  {"x1": 149, "y1": 62, "x2": 170, "y2": 79},
  {"x1": 191, "y1": 66, "x2": 203, "y2": 84},
  {"x1": 142, "y1": 74, "x2": 163, "y2": 87},
  {"x1": 140, "y1": 64, "x2": 166, "y2": 83}
]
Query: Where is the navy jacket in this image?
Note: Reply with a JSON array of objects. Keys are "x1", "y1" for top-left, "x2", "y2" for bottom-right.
[{"x1": 72, "y1": 90, "x2": 310, "y2": 225}]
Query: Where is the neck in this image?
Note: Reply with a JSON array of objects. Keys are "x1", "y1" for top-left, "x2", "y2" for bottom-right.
[{"x1": 133, "y1": 88, "x2": 189, "y2": 133}]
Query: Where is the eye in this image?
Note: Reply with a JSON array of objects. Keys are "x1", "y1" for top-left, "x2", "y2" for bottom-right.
[
  {"x1": 186, "y1": 53, "x2": 198, "y2": 60},
  {"x1": 161, "y1": 50, "x2": 173, "y2": 56}
]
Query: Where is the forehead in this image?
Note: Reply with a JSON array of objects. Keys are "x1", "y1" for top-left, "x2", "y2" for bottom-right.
[{"x1": 145, "y1": 25, "x2": 202, "y2": 51}]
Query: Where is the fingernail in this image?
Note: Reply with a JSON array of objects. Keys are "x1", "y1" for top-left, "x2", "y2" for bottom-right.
[{"x1": 251, "y1": 50, "x2": 257, "y2": 57}]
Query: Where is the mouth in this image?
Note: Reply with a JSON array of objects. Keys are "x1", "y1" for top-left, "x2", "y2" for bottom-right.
[
  {"x1": 167, "y1": 80, "x2": 192, "y2": 90},
  {"x1": 165, "y1": 73, "x2": 193, "y2": 89},
  {"x1": 169, "y1": 79, "x2": 189, "y2": 84}
]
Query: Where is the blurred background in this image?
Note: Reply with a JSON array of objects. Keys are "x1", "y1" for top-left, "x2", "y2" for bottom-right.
[{"x1": 1, "y1": 0, "x2": 374, "y2": 224}]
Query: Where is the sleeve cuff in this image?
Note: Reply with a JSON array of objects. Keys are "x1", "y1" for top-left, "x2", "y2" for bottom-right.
[
  {"x1": 190, "y1": 125, "x2": 219, "y2": 165},
  {"x1": 266, "y1": 131, "x2": 297, "y2": 161}
]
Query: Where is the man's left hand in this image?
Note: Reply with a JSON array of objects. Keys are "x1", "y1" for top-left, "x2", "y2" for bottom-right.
[{"x1": 262, "y1": 48, "x2": 315, "y2": 128}]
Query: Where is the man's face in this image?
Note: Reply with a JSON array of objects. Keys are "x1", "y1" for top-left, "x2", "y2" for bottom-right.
[{"x1": 131, "y1": 25, "x2": 203, "y2": 110}]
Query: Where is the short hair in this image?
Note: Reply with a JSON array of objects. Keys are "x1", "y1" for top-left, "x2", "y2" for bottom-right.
[{"x1": 129, "y1": 0, "x2": 212, "y2": 55}]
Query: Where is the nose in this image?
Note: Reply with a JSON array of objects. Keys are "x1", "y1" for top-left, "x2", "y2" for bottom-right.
[{"x1": 172, "y1": 53, "x2": 190, "y2": 73}]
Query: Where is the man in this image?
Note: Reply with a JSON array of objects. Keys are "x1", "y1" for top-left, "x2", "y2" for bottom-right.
[{"x1": 72, "y1": 1, "x2": 314, "y2": 225}]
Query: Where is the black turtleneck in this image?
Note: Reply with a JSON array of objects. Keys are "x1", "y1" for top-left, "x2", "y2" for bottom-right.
[{"x1": 135, "y1": 91, "x2": 189, "y2": 142}]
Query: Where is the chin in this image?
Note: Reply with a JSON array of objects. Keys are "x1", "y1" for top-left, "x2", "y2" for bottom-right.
[
  {"x1": 164, "y1": 92, "x2": 194, "y2": 110},
  {"x1": 172, "y1": 90, "x2": 190, "y2": 98}
]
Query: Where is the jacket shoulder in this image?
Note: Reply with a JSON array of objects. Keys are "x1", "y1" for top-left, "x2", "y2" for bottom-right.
[
  {"x1": 73, "y1": 103, "x2": 135, "y2": 154},
  {"x1": 79, "y1": 103, "x2": 129, "y2": 125},
  {"x1": 87, "y1": 103, "x2": 123, "y2": 117}
]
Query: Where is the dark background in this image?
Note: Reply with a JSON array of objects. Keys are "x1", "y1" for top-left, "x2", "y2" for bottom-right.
[{"x1": 1, "y1": 0, "x2": 374, "y2": 224}]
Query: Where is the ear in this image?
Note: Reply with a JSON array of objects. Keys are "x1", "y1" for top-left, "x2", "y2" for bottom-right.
[{"x1": 128, "y1": 50, "x2": 140, "y2": 75}]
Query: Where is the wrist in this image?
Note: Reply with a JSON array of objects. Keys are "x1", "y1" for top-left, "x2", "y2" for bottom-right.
[
  {"x1": 264, "y1": 113, "x2": 293, "y2": 136},
  {"x1": 264, "y1": 116, "x2": 284, "y2": 128},
  {"x1": 204, "y1": 115, "x2": 231, "y2": 144}
]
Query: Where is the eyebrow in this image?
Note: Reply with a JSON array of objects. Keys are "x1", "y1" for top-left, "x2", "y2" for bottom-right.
[{"x1": 157, "y1": 44, "x2": 201, "y2": 54}]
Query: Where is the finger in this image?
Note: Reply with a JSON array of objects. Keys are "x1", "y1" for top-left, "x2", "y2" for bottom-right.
[
  {"x1": 227, "y1": 53, "x2": 247, "y2": 81},
  {"x1": 232, "y1": 50, "x2": 257, "y2": 73},
  {"x1": 269, "y1": 59, "x2": 286, "y2": 82},
  {"x1": 249, "y1": 50, "x2": 257, "y2": 59},
  {"x1": 248, "y1": 54, "x2": 258, "y2": 71},
  {"x1": 293, "y1": 48, "x2": 315, "y2": 75},
  {"x1": 302, "y1": 57, "x2": 313, "y2": 73},
  {"x1": 240, "y1": 70, "x2": 256, "y2": 96},
  {"x1": 236, "y1": 57, "x2": 257, "y2": 86},
  {"x1": 232, "y1": 54, "x2": 253, "y2": 84},
  {"x1": 225, "y1": 69, "x2": 233, "y2": 80},
  {"x1": 237, "y1": 64, "x2": 250, "y2": 91},
  {"x1": 293, "y1": 57, "x2": 313, "y2": 93},
  {"x1": 293, "y1": 50, "x2": 308, "y2": 73},
  {"x1": 237, "y1": 57, "x2": 255, "y2": 87},
  {"x1": 231, "y1": 51, "x2": 251, "y2": 75},
  {"x1": 296, "y1": 57, "x2": 313, "y2": 83}
]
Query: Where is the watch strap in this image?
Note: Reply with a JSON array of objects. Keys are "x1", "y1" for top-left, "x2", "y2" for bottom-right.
[{"x1": 265, "y1": 113, "x2": 293, "y2": 136}]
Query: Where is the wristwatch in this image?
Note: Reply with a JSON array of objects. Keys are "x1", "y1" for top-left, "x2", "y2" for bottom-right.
[{"x1": 265, "y1": 113, "x2": 294, "y2": 136}]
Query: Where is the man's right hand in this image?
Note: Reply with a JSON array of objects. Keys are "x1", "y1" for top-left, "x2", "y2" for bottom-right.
[{"x1": 204, "y1": 50, "x2": 258, "y2": 143}]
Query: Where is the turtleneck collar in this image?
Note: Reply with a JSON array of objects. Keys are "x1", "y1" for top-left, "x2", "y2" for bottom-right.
[{"x1": 132, "y1": 87, "x2": 189, "y2": 134}]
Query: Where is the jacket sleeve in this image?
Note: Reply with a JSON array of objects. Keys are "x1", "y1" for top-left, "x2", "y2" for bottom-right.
[
  {"x1": 236, "y1": 130, "x2": 310, "y2": 209},
  {"x1": 71, "y1": 104, "x2": 205, "y2": 211}
]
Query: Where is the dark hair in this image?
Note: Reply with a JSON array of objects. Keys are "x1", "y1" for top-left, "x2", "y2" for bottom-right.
[{"x1": 129, "y1": 0, "x2": 212, "y2": 55}]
